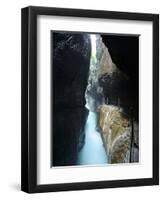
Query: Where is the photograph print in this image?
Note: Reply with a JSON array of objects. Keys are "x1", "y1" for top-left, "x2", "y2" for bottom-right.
[{"x1": 52, "y1": 31, "x2": 139, "y2": 167}]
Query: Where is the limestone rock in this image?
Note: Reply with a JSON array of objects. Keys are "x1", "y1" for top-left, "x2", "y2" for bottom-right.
[{"x1": 99, "y1": 105, "x2": 131, "y2": 163}]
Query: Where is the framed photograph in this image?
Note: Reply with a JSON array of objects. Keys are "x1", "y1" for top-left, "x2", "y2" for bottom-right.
[{"x1": 21, "y1": 6, "x2": 159, "y2": 193}]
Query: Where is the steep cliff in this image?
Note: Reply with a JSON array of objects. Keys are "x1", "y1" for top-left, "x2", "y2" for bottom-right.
[
  {"x1": 86, "y1": 34, "x2": 139, "y2": 164},
  {"x1": 52, "y1": 32, "x2": 91, "y2": 166},
  {"x1": 97, "y1": 35, "x2": 139, "y2": 163},
  {"x1": 99, "y1": 105, "x2": 138, "y2": 163}
]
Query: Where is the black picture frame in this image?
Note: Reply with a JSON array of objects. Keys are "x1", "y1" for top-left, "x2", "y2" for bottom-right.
[{"x1": 21, "y1": 6, "x2": 159, "y2": 193}]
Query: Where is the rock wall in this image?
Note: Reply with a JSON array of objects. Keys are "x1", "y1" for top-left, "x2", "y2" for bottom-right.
[
  {"x1": 52, "y1": 32, "x2": 91, "y2": 166},
  {"x1": 85, "y1": 35, "x2": 104, "y2": 112},
  {"x1": 101, "y1": 35, "x2": 139, "y2": 120},
  {"x1": 99, "y1": 105, "x2": 138, "y2": 163},
  {"x1": 85, "y1": 34, "x2": 139, "y2": 164},
  {"x1": 85, "y1": 35, "x2": 129, "y2": 112}
]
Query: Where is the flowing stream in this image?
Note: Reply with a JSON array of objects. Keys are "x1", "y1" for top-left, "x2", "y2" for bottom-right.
[{"x1": 77, "y1": 111, "x2": 108, "y2": 165}]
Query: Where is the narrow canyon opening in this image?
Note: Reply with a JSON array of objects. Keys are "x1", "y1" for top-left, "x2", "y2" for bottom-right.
[
  {"x1": 52, "y1": 32, "x2": 139, "y2": 167},
  {"x1": 77, "y1": 35, "x2": 109, "y2": 165}
]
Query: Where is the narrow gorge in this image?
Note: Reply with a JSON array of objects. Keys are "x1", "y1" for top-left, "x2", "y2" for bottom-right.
[{"x1": 52, "y1": 32, "x2": 139, "y2": 166}]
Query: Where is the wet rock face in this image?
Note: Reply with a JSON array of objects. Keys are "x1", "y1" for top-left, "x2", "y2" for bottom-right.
[
  {"x1": 53, "y1": 33, "x2": 91, "y2": 107},
  {"x1": 52, "y1": 33, "x2": 91, "y2": 166},
  {"x1": 85, "y1": 35, "x2": 115, "y2": 112},
  {"x1": 85, "y1": 35, "x2": 105, "y2": 112},
  {"x1": 101, "y1": 35, "x2": 139, "y2": 119},
  {"x1": 99, "y1": 105, "x2": 139, "y2": 163},
  {"x1": 101, "y1": 35, "x2": 139, "y2": 80},
  {"x1": 53, "y1": 108, "x2": 89, "y2": 166},
  {"x1": 85, "y1": 34, "x2": 139, "y2": 164},
  {"x1": 86, "y1": 35, "x2": 129, "y2": 112},
  {"x1": 95, "y1": 36, "x2": 132, "y2": 110},
  {"x1": 98, "y1": 35, "x2": 139, "y2": 163}
]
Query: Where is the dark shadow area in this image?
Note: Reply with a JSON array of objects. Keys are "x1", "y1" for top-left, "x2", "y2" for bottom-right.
[
  {"x1": 101, "y1": 35, "x2": 139, "y2": 121},
  {"x1": 52, "y1": 32, "x2": 91, "y2": 166}
]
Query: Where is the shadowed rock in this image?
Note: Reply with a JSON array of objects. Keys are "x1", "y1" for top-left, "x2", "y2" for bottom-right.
[{"x1": 52, "y1": 33, "x2": 91, "y2": 166}]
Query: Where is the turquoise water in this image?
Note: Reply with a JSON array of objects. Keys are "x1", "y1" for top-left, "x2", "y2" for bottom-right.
[{"x1": 77, "y1": 111, "x2": 108, "y2": 165}]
